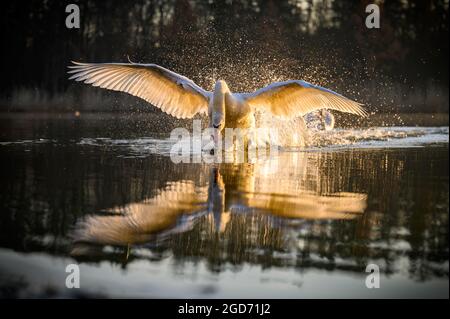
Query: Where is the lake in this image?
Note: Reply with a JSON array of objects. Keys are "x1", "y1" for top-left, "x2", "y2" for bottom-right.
[{"x1": 0, "y1": 113, "x2": 448, "y2": 298}]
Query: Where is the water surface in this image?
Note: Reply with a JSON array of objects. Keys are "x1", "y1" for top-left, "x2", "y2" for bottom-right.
[{"x1": 0, "y1": 113, "x2": 448, "y2": 298}]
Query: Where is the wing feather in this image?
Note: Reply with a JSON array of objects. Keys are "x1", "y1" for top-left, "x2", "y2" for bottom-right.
[
  {"x1": 68, "y1": 61, "x2": 211, "y2": 119},
  {"x1": 239, "y1": 80, "x2": 367, "y2": 118}
]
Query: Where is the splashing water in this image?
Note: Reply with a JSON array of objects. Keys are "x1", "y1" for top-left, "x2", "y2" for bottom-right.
[
  {"x1": 306, "y1": 126, "x2": 449, "y2": 149},
  {"x1": 75, "y1": 125, "x2": 448, "y2": 158}
]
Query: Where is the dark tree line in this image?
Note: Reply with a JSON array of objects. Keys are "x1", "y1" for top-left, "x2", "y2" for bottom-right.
[{"x1": 0, "y1": 0, "x2": 448, "y2": 112}]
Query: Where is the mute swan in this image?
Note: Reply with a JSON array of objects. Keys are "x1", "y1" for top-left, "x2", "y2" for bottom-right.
[{"x1": 68, "y1": 61, "x2": 367, "y2": 145}]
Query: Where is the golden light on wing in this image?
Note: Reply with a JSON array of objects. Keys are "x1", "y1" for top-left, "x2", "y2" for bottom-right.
[
  {"x1": 242, "y1": 81, "x2": 368, "y2": 118},
  {"x1": 68, "y1": 62, "x2": 210, "y2": 119}
]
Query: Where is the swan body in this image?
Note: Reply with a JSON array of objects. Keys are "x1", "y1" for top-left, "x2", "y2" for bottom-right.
[{"x1": 68, "y1": 61, "x2": 367, "y2": 147}]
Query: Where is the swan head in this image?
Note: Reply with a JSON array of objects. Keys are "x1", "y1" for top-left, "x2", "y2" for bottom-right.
[
  {"x1": 212, "y1": 115, "x2": 225, "y2": 130},
  {"x1": 214, "y1": 80, "x2": 229, "y2": 93},
  {"x1": 211, "y1": 113, "x2": 225, "y2": 145}
]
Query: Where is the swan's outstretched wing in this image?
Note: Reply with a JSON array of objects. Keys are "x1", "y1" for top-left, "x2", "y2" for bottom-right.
[
  {"x1": 68, "y1": 61, "x2": 211, "y2": 119},
  {"x1": 238, "y1": 80, "x2": 367, "y2": 118}
]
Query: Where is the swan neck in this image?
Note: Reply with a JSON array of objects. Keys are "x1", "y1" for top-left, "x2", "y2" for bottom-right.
[{"x1": 213, "y1": 81, "x2": 227, "y2": 117}]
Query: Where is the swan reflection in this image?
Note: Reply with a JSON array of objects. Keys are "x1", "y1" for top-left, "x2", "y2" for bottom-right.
[{"x1": 71, "y1": 152, "x2": 367, "y2": 256}]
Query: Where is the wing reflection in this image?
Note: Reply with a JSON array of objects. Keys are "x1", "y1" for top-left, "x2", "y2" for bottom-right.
[
  {"x1": 71, "y1": 181, "x2": 208, "y2": 247},
  {"x1": 71, "y1": 153, "x2": 367, "y2": 257}
]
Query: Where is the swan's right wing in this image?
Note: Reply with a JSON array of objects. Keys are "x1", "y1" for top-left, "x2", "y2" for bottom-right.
[
  {"x1": 238, "y1": 80, "x2": 367, "y2": 118},
  {"x1": 68, "y1": 62, "x2": 211, "y2": 119}
]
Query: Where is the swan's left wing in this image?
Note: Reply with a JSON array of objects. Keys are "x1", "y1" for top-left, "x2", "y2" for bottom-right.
[
  {"x1": 238, "y1": 80, "x2": 367, "y2": 118},
  {"x1": 68, "y1": 61, "x2": 211, "y2": 119}
]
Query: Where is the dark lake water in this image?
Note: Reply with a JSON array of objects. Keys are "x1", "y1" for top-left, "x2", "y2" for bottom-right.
[{"x1": 0, "y1": 113, "x2": 448, "y2": 298}]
